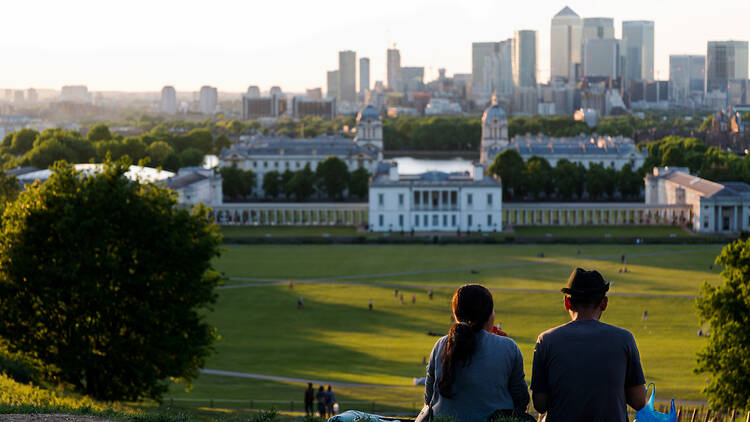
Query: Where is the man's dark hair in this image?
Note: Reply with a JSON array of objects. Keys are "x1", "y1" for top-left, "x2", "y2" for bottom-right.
[{"x1": 568, "y1": 294, "x2": 606, "y2": 311}]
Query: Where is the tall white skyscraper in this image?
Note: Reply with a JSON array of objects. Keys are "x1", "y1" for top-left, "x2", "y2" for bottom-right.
[
  {"x1": 583, "y1": 39, "x2": 621, "y2": 79},
  {"x1": 387, "y1": 48, "x2": 402, "y2": 92},
  {"x1": 706, "y1": 41, "x2": 749, "y2": 93},
  {"x1": 359, "y1": 57, "x2": 370, "y2": 97},
  {"x1": 160, "y1": 85, "x2": 177, "y2": 115},
  {"x1": 582, "y1": 18, "x2": 615, "y2": 44},
  {"x1": 61, "y1": 85, "x2": 90, "y2": 103},
  {"x1": 199, "y1": 86, "x2": 218, "y2": 115},
  {"x1": 669, "y1": 55, "x2": 705, "y2": 103},
  {"x1": 622, "y1": 21, "x2": 655, "y2": 82},
  {"x1": 326, "y1": 70, "x2": 339, "y2": 99},
  {"x1": 513, "y1": 30, "x2": 537, "y2": 87},
  {"x1": 472, "y1": 42, "x2": 500, "y2": 95},
  {"x1": 338, "y1": 50, "x2": 357, "y2": 103},
  {"x1": 550, "y1": 6, "x2": 582, "y2": 83},
  {"x1": 246, "y1": 86, "x2": 261, "y2": 98}
]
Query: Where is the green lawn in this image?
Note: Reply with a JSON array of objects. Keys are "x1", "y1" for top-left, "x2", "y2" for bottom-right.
[
  {"x1": 167, "y1": 244, "x2": 726, "y2": 412},
  {"x1": 220, "y1": 226, "x2": 360, "y2": 237}
]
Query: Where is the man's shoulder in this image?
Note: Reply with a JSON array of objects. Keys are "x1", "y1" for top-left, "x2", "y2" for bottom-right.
[{"x1": 537, "y1": 320, "x2": 635, "y2": 344}]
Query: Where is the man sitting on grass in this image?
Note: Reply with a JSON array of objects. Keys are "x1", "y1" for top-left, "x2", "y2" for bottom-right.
[{"x1": 530, "y1": 268, "x2": 647, "y2": 421}]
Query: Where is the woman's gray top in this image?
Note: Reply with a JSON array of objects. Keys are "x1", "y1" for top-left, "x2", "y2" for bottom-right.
[{"x1": 425, "y1": 329, "x2": 530, "y2": 422}]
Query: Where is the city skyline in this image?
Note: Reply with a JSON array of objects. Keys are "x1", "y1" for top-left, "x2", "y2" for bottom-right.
[{"x1": 1, "y1": 0, "x2": 749, "y2": 93}]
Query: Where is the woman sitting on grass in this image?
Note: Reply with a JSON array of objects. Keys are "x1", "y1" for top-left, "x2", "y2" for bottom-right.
[{"x1": 422, "y1": 284, "x2": 530, "y2": 422}]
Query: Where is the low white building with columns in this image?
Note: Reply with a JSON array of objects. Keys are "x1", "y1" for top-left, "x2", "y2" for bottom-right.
[
  {"x1": 368, "y1": 161, "x2": 502, "y2": 232},
  {"x1": 645, "y1": 166, "x2": 750, "y2": 233}
]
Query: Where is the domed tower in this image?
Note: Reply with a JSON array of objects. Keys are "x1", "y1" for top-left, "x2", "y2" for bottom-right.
[
  {"x1": 355, "y1": 105, "x2": 383, "y2": 158},
  {"x1": 480, "y1": 95, "x2": 509, "y2": 165}
]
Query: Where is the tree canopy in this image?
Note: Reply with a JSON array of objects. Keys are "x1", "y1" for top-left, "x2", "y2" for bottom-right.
[
  {"x1": 315, "y1": 156, "x2": 350, "y2": 199},
  {"x1": 0, "y1": 160, "x2": 222, "y2": 401},
  {"x1": 695, "y1": 239, "x2": 750, "y2": 410}
]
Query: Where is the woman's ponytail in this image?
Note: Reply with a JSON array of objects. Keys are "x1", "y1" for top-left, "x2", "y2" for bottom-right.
[{"x1": 437, "y1": 285, "x2": 493, "y2": 398}]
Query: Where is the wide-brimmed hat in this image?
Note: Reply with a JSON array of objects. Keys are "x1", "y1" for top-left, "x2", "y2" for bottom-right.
[{"x1": 561, "y1": 268, "x2": 610, "y2": 296}]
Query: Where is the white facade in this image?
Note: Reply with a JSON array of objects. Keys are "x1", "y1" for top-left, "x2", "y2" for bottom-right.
[
  {"x1": 166, "y1": 168, "x2": 223, "y2": 206},
  {"x1": 369, "y1": 162, "x2": 502, "y2": 232},
  {"x1": 645, "y1": 166, "x2": 750, "y2": 233}
]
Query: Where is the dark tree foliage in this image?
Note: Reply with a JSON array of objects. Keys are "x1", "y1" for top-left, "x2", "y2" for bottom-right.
[
  {"x1": 179, "y1": 147, "x2": 205, "y2": 167},
  {"x1": 288, "y1": 164, "x2": 315, "y2": 201},
  {"x1": 262, "y1": 170, "x2": 281, "y2": 199},
  {"x1": 525, "y1": 156, "x2": 553, "y2": 200},
  {"x1": 281, "y1": 169, "x2": 295, "y2": 198},
  {"x1": 585, "y1": 163, "x2": 607, "y2": 200},
  {"x1": 315, "y1": 156, "x2": 350, "y2": 199},
  {"x1": 554, "y1": 159, "x2": 585, "y2": 201},
  {"x1": 488, "y1": 149, "x2": 526, "y2": 200},
  {"x1": 220, "y1": 166, "x2": 256, "y2": 201},
  {"x1": 0, "y1": 160, "x2": 222, "y2": 401},
  {"x1": 617, "y1": 164, "x2": 643, "y2": 200},
  {"x1": 695, "y1": 239, "x2": 750, "y2": 410},
  {"x1": 349, "y1": 167, "x2": 370, "y2": 199},
  {"x1": 8, "y1": 128, "x2": 39, "y2": 155},
  {"x1": 86, "y1": 124, "x2": 113, "y2": 142}
]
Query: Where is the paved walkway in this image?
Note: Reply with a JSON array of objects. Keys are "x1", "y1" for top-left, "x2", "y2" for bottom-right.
[{"x1": 218, "y1": 247, "x2": 717, "y2": 298}]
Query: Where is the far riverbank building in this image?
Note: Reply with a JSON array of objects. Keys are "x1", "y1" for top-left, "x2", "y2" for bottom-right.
[
  {"x1": 220, "y1": 105, "x2": 383, "y2": 195},
  {"x1": 479, "y1": 99, "x2": 647, "y2": 170}
]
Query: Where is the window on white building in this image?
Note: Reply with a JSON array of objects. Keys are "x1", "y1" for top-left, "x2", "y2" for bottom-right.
[
  {"x1": 263, "y1": 161, "x2": 268, "y2": 168},
  {"x1": 274, "y1": 162, "x2": 279, "y2": 168},
  {"x1": 443, "y1": 215, "x2": 447, "y2": 227},
  {"x1": 414, "y1": 191, "x2": 421, "y2": 206},
  {"x1": 432, "y1": 215, "x2": 438, "y2": 226},
  {"x1": 378, "y1": 193, "x2": 384, "y2": 206},
  {"x1": 487, "y1": 194, "x2": 492, "y2": 205},
  {"x1": 379, "y1": 215, "x2": 384, "y2": 227},
  {"x1": 451, "y1": 191, "x2": 457, "y2": 206},
  {"x1": 423, "y1": 215, "x2": 428, "y2": 226},
  {"x1": 399, "y1": 193, "x2": 404, "y2": 206},
  {"x1": 468, "y1": 214, "x2": 473, "y2": 227},
  {"x1": 451, "y1": 215, "x2": 456, "y2": 226},
  {"x1": 467, "y1": 194, "x2": 473, "y2": 205},
  {"x1": 253, "y1": 161, "x2": 257, "y2": 167},
  {"x1": 296, "y1": 162, "x2": 301, "y2": 168},
  {"x1": 415, "y1": 215, "x2": 420, "y2": 227},
  {"x1": 399, "y1": 215, "x2": 404, "y2": 227},
  {"x1": 488, "y1": 214, "x2": 493, "y2": 226},
  {"x1": 704, "y1": 216, "x2": 709, "y2": 228}
]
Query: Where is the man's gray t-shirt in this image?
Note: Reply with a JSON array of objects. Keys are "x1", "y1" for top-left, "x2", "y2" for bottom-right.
[{"x1": 530, "y1": 320, "x2": 645, "y2": 422}]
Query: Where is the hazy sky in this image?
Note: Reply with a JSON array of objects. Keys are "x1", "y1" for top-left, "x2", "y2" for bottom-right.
[{"x1": 2, "y1": 0, "x2": 749, "y2": 93}]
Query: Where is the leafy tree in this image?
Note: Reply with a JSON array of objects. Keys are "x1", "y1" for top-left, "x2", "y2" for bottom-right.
[
  {"x1": 281, "y1": 169, "x2": 295, "y2": 198},
  {"x1": 220, "y1": 166, "x2": 256, "y2": 201},
  {"x1": 349, "y1": 167, "x2": 370, "y2": 199},
  {"x1": 8, "y1": 129, "x2": 39, "y2": 155},
  {"x1": 0, "y1": 160, "x2": 222, "y2": 401},
  {"x1": 603, "y1": 167, "x2": 618, "y2": 199},
  {"x1": 145, "y1": 141, "x2": 174, "y2": 167},
  {"x1": 617, "y1": 164, "x2": 642, "y2": 200},
  {"x1": 288, "y1": 164, "x2": 315, "y2": 201},
  {"x1": 25, "y1": 139, "x2": 77, "y2": 168},
  {"x1": 315, "y1": 156, "x2": 350, "y2": 199},
  {"x1": 555, "y1": 159, "x2": 585, "y2": 200},
  {"x1": 661, "y1": 146, "x2": 686, "y2": 167},
  {"x1": 121, "y1": 137, "x2": 147, "y2": 162},
  {"x1": 0, "y1": 172, "x2": 20, "y2": 209},
  {"x1": 178, "y1": 129, "x2": 213, "y2": 154},
  {"x1": 262, "y1": 171, "x2": 281, "y2": 199},
  {"x1": 695, "y1": 239, "x2": 750, "y2": 410},
  {"x1": 87, "y1": 124, "x2": 113, "y2": 142},
  {"x1": 525, "y1": 156, "x2": 553, "y2": 200},
  {"x1": 585, "y1": 163, "x2": 607, "y2": 200},
  {"x1": 214, "y1": 134, "x2": 231, "y2": 154},
  {"x1": 179, "y1": 148, "x2": 205, "y2": 167},
  {"x1": 163, "y1": 152, "x2": 182, "y2": 172},
  {"x1": 488, "y1": 149, "x2": 526, "y2": 200}
]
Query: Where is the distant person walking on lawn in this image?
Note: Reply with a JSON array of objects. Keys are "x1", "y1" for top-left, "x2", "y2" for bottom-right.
[
  {"x1": 316, "y1": 385, "x2": 327, "y2": 418},
  {"x1": 304, "y1": 383, "x2": 314, "y2": 416},
  {"x1": 419, "y1": 284, "x2": 530, "y2": 422},
  {"x1": 530, "y1": 268, "x2": 647, "y2": 422}
]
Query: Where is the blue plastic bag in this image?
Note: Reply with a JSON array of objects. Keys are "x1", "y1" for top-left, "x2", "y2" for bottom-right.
[{"x1": 634, "y1": 383, "x2": 677, "y2": 422}]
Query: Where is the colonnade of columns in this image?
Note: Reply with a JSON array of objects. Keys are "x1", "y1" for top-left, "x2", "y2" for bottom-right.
[
  {"x1": 211, "y1": 205, "x2": 369, "y2": 226},
  {"x1": 503, "y1": 205, "x2": 692, "y2": 226}
]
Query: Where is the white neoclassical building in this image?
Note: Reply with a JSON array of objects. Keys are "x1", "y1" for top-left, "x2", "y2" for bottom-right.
[
  {"x1": 479, "y1": 99, "x2": 647, "y2": 170},
  {"x1": 220, "y1": 105, "x2": 383, "y2": 195},
  {"x1": 645, "y1": 166, "x2": 750, "y2": 233},
  {"x1": 368, "y1": 161, "x2": 502, "y2": 232}
]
